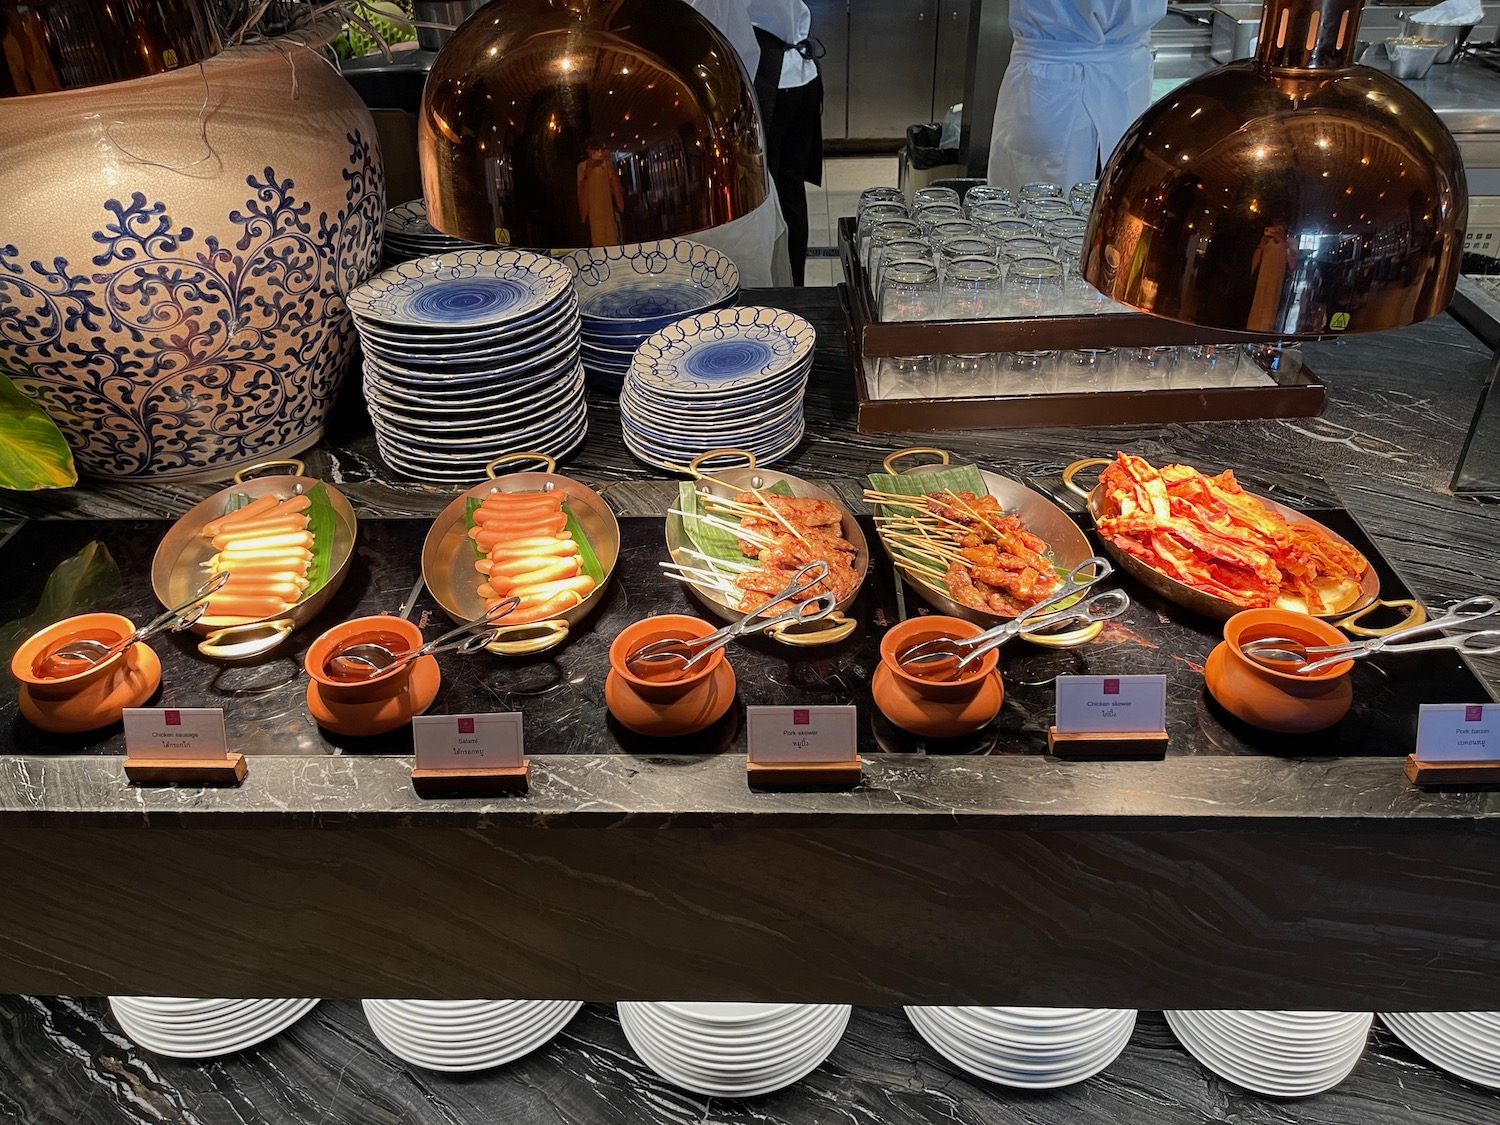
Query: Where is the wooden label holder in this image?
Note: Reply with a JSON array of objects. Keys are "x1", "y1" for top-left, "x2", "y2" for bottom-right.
[
  {"x1": 1048, "y1": 728, "x2": 1169, "y2": 760},
  {"x1": 411, "y1": 761, "x2": 531, "y2": 797},
  {"x1": 747, "y1": 756, "x2": 863, "y2": 789},
  {"x1": 1404, "y1": 755, "x2": 1500, "y2": 788},
  {"x1": 123, "y1": 753, "x2": 247, "y2": 785}
]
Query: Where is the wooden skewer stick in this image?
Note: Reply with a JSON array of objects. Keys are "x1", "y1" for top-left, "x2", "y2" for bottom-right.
[{"x1": 669, "y1": 507, "x2": 775, "y2": 547}]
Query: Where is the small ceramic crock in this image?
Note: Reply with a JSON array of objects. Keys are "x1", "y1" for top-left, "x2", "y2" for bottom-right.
[
  {"x1": 1206, "y1": 609, "x2": 1355, "y2": 733},
  {"x1": 878, "y1": 617, "x2": 1001, "y2": 701},
  {"x1": 12, "y1": 612, "x2": 136, "y2": 699},
  {"x1": 304, "y1": 616, "x2": 427, "y2": 705},
  {"x1": 606, "y1": 614, "x2": 735, "y2": 736},
  {"x1": 10, "y1": 612, "x2": 162, "y2": 732},
  {"x1": 873, "y1": 616, "x2": 1005, "y2": 738}
]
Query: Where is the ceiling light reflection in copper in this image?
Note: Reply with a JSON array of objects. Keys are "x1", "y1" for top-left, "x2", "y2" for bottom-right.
[{"x1": 1083, "y1": 0, "x2": 1467, "y2": 337}]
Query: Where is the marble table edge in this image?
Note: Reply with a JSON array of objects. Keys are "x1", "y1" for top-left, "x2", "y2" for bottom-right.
[{"x1": 1, "y1": 752, "x2": 1498, "y2": 828}]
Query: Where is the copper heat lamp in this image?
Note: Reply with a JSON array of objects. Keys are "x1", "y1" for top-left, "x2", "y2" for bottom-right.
[
  {"x1": 419, "y1": 0, "x2": 768, "y2": 249},
  {"x1": 1082, "y1": 0, "x2": 1467, "y2": 337}
]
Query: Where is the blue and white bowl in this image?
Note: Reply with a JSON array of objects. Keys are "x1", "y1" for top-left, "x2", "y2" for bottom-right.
[{"x1": 560, "y1": 240, "x2": 739, "y2": 389}]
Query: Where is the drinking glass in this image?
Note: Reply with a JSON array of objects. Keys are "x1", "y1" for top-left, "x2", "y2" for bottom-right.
[
  {"x1": 965, "y1": 185, "x2": 1014, "y2": 210},
  {"x1": 1042, "y1": 216, "x2": 1089, "y2": 243},
  {"x1": 1069, "y1": 181, "x2": 1098, "y2": 214},
  {"x1": 1055, "y1": 241, "x2": 1106, "y2": 314},
  {"x1": 987, "y1": 217, "x2": 1041, "y2": 240},
  {"x1": 1124, "y1": 346, "x2": 1178, "y2": 390},
  {"x1": 857, "y1": 201, "x2": 907, "y2": 246},
  {"x1": 1000, "y1": 259, "x2": 1064, "y2": 317},
  {"x1": 879, "y1": 259, "x2": 941, "y2": 322},
  {"x1": 942, "y1": 257, "x2": 1004, "y2": 319},
  {"x1": 1020, "y1": 181, "x2": 1064, "y2": 201},
  {"x1": 914, "y1": 203, "x2": 964, "y2": 231},
  {"x1": 876, "y1": 354, "x2": 937, "y2": 398},
  {"x1": 1058, "y1": 348, "x2": 1119, "y2": 392},
  {"x1": 860, "y1": 186, "x2": 905, "y2": 209},
  {"x1": 863, "y1": 217, "x2": 923, "y2": 271},
  {"x1": 913, "y1": 185, "x2": 961, "y2": 209},
  {"x1": 968, "y1": 201, "x2": 1023, "y2": 225},
  {"x1": 927, "y1": 219, "x2": 979, "y2": 241},
  {"x1": 1243, "y1": 342, "x2": 1303, "y2": 378},
  {"x1": 870, "y1": 240, "x2": 932, "y2": 299},
  {"x1": 1024, "y1": 198, "x2": 1074, "y2": 223},
  {"x1": 1178, "y1": 343, "x2": 1240, "y2": 387},
  {"x1": 940, "y1": 353, "x2": 995, "y2": 397},
  {"x1": 999, "y1": 237, "x2": 1056, "y2": 264},
  {"x1": 936, "y1": 233, "x2": 999, "y2": 267},
  {"x1": 996, "y1": 349, "x2": 1058, "y2": 394}
]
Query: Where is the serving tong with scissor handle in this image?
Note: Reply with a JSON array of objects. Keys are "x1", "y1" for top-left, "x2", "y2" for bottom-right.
[
  {"x1": 896, "y1": 557, "x2": 1121, "y2": 677},
  {"x1": 1241, "y1": 595, "x2": 1500, "y2": 675}
]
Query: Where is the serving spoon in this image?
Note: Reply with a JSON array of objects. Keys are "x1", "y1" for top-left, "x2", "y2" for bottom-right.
[
  {"x1": 39, "y1": 571, "x2": 232, "y2": 674},
  {"x1": 627, "y1": 561, "x2": 834, "y2": 674},
  {"x1": 1242, "y1": 595, "x2": 1500, "y2": 674},
  {"x1": 325, "y1": 597, "x2": 520, "y2": 680}
]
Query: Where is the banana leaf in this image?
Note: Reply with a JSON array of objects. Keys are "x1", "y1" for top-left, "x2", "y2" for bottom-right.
[
  {"x1": 865, "y1": 462, "x2": 987, "y2": 579},
  {"x1": 303, "y1": 483, "x2": 338, "y2": 597},
  {"x1": 0, "y1": 541, "x2": 121, "y2": 668},
  {"x1": 675, "y1": 480, "x2": 793, "y2": 569}
]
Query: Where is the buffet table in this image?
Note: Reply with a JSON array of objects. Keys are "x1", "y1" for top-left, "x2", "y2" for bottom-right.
[{"x1": 1, "y1": 287, "x2": 1498, "y2": 1010}]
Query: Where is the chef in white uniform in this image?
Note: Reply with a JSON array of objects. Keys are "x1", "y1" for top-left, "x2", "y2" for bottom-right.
[
  {"x1": 684, "y1": 0, "x2": 793, "y2": 286},
  {"x1": 988, "y1": 0, "x2": 1165, "y2": 190}
]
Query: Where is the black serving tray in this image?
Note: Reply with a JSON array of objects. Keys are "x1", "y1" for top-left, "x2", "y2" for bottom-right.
[{"x1": 0, "y1": 514, "x2": 1490, "y2": 759}]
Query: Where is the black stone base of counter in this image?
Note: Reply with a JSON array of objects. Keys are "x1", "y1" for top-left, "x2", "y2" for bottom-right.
[{"x1": 4, "y1": 996, "x2": 1498, "y2": 1125}]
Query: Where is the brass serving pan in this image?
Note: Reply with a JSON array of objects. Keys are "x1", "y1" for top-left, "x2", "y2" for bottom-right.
[
  {"x1": 150, "y1": 459, "x2": 358, "y2": 661},
  {"x1": 873, "y1": 447, "x2": 1101, "y2": 646},
  {"x1": 421, "y1": 452, "x2": 620, "y2": 656},
  {"x1": 1063, "y1": 456, "x2": 1421, "y2": 633},
  {"x1": 665, "y1": 448, "x2": 865, "y2": 646}
]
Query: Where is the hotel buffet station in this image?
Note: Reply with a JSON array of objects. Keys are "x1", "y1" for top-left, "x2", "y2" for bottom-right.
[{"x1": 3, "y1": 0, "x2": 1500, "y2": 1122}]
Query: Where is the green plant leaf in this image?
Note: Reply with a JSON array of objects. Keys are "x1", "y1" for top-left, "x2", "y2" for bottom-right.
[
  {"x1": 465, "y1": 496, "x2": 486, "y2": 559},
  {"x1": 562, "y1": 501, "x2": 606, "y2": 584},
  {"x1": 675, "y1": 480, "x2": 794, "y2": 566},
  {"x1": 0, "y1": 375, "x2": 76, "y2": 490},
  {"x1": 0, "y1": 541, "x2": 121, "y2": 671},
  {"x1": 303, "y1": 483, "x2": 338, "y2": 598}
]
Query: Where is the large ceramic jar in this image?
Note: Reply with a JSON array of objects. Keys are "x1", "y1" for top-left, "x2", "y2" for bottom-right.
[{"x1": 0, "y1": 28, "x2": 384, "y2": 480}]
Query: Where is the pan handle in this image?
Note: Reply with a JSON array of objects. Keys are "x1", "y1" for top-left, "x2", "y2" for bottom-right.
[
  {"x1": 687, "y1": 448, "x2": 757, "y2": 473},
  {"x1": 485, "y1": 618, "x2": 570, "y2": 656},
  {"x1": 1020, "y1": 619, "x2": 1105, "y2": 648},
  {"x1": 768, "y1": 611, "x2": 858, "y2": 647},
  {"x1": 487, "y1": 452, "x2": 557, "y2": 477},
  {"x1": 197, "y1": 618, "x2": 296, "y2": 661},
  {"x1": 882, "y1": 447, "x2": 950, "y2": 475},
  {"x1": 232, "y1": 459, "x2": 305, "y2": 485},
  {"x1": 1062, "y1": 458, "x2": 1112, "y2": 499},
  {"x1": 1334, "y1": 598, "x2": 1427, "y2": 637}
]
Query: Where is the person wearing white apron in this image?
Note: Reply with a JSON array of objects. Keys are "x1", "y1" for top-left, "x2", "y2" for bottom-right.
[{"x1": 988, "y1": 0, "x2": 1165, "y2": 190}]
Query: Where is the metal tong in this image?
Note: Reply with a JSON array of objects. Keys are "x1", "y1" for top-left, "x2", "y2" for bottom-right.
[
  {"x1": 46, "y1": 571, "x2": 232, "y2": 670},
  {"x1": 627, "y1": 561, "x2": 836, "y2": 674},
  {"x1": 1242, "y1": 595, "x2": 1500, "y2": 675},
  {"x1": 325, "y1": 597, "x2": 520, "y2": 679},
  {"x1": 896, "y1": 557, "x2": 1118, "y2": 676}
]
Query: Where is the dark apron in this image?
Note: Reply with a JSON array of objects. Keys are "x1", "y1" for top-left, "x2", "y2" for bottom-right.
[{"x1": 752, "y1": 27, "x2": 825, "y2": 188}]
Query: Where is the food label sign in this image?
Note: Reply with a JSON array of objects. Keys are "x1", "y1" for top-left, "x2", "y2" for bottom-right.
[
  {"x1": 412, "y1": 713, "x2": 524, "y2": 770},
  {"x1": 1055, "y1": 675, "x2": 1167, "y2": 734},
  {"x1": 1415, "y1": 703, "x2": 1497, "y2": 763},
  {"x1": 123, "y1": 708, "x2": 229, "y2": 760},
  {"x1": 747, "y1": 706, "x2": 857, "y2": 764}
]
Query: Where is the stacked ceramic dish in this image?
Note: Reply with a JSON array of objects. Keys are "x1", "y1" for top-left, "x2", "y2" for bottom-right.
[
  {"x1": 348, "y1": 249, "x2": 587, "y2": 483},
  {"x1": 108, "y1": 996, "x2": 320, "y2": 1058},
  {"x1": 617, "y1": 1001, "x2": 850, "y2": 1097},
  {"x1": 905, "y1": 1006, "x2": 1136, "y2": 1088},
  {"x1": 382, "y1": 199, "x2": 480, "y2": 267},
  {"x1": 619, "y1": 306, "x2": 815, "y2": 472},
  {"x1": 1380, "y1": 1011, "x2": 1500, "y2": 1088},
  {"x1": 560, "y1": 240, "x2": 740, "y2": 391},
  {"x1": 362, "y1": 999, "x2": 584, "y2": 1073},
  {"x1": 1164, "y1": 1009, "x2": 1373, "y2": 1096}
]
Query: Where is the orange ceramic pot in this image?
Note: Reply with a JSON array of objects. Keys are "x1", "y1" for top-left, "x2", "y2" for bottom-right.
[
  {"x1": 874, "y1": 616, "x2": 1005, "y2": 737},
  {"x1": 304, "y1": 616, "x2": 439, "y2": 736},
  {"x1": 11, "y1": 612, "x2": 162, "y2": 732},
  {"x1": 1205, "y1": 609, "x2": 1354, "y2": 733},
  {"x1": 606, "y1": 614, "x2": 737, "y2": 737}
]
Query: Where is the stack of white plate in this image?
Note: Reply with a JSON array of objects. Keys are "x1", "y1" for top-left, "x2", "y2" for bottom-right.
[
  {"x1": 382, "y1": 200, "x2": 480, "y2": 267},
  {"x1": 560, "y1": 240, "x2": 740, "y2": 392},
  {"x1": 619, "y1": 306, "x2": 815, "y2": 472},
  {"x1": 617, "y1": 1001, "x2": 850, "y2": 1097},
  {"x1": 905, "y1": 1006, "x2": 1136, "y2": 1088},
  {"x1": 1164, "y1": 1009, "x2": 1373, "y2": 1096},
  {"x1": 1380, "y1": 1011, "x2": 1500, "y2": 1088},
  {"x1": 347, "y1": 249, "x2": 588, "y2": 483},
  {"x1": 362, "y1": 999, "x2": 583, "y2": 1073},
  {"x1": 108, "y1": 996, "x2": 319, "y2": 1058}
]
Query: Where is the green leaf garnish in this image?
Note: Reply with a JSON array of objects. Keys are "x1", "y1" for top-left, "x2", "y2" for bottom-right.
[{"x1": 302, "y1": 482, "x2": 338, "y2": 599}]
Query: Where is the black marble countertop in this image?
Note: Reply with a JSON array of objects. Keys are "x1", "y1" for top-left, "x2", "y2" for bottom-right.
[{"x1": 4, "y1": 286, "x2": 1500, "y2": 827}]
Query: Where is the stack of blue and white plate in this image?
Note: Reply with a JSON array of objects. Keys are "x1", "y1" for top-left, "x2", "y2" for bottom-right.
[
  {"x1": 347, "y1": 249, "x2": 587, "y2": 483},
  {"x1": 619, "y1": 306, "x2": 814, "y2": 472},
  {"x1": 618, "y1": 1002, "x2": 850, "y2": 1097},
  {"x1": 561, "y1": 240, "x2": 739, "y2": 391},
  {"x1": 363, "y1": 998, "x2": 583, "y2": 1073},
  {"x1": 906, "y1": 1006, "x2": 1136, "y2": 1089},
  {"x1": 109, "y1": 996, "x2": 320, "y2": 1058},
  {"x1": 382, "y1": 200, "x2": 480, "y2": 267}
]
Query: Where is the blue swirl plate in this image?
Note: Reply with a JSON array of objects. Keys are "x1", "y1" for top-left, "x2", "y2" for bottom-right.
[
  {"x1": 562, "y1": 240, "x2": 739, "y2": 328},
  {"x1": 349, "y1": 249, "x2": 574, "y2": 329},
  {"x1": 627, "y1": 307, "x2": 815, "y2": 397}
]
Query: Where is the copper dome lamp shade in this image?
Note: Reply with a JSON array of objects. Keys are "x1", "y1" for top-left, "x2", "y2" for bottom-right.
[
  {"x1": 1082, "y1": 0, "x2": 1467, "y2": 337},
  {"x1": 418, "y1": 0, "x2": 768, "y2": 249}
]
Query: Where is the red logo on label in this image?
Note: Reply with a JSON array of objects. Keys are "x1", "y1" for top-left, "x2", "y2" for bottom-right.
[
  {"x1": 1103, "y1": 679, "x2": 1121, "y2": 696},
  {"x1": 793, "y1": 708, "x2": 811, "y2": 726},
  {"x1": 1467, "y1": 705, "x2": 1484, "y2": 723},
  {"x1": 457, "y1": 717, "x2": 476, "y2": 734},
  {"x1": 164, "y1": 710, "x2": 182, "y2": 726}
]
